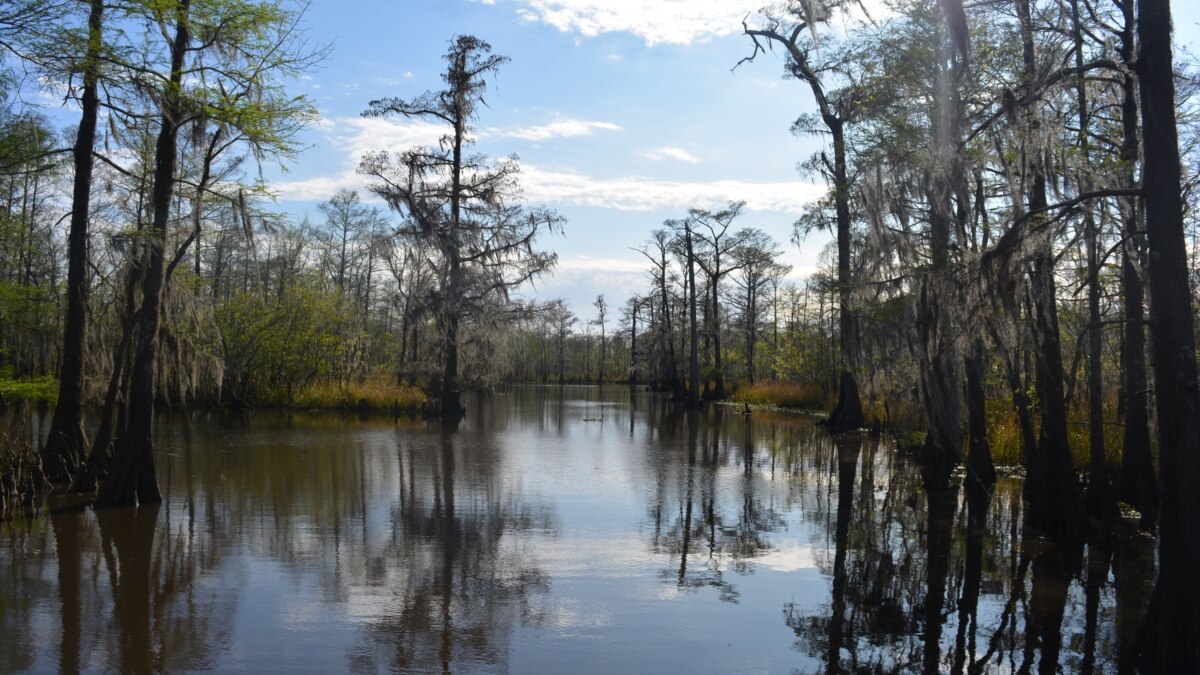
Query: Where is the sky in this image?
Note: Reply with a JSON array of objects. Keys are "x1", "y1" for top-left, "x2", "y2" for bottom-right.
[{"x1": 134, "y1": 1, "x2": 1200, "y2": 321}]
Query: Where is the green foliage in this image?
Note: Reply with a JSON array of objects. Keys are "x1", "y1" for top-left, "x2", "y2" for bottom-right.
[
  {"x1": 771, "y1": 325, "x2": 837, "y2": 390},
  {"x1": 0, "y1": 368, "x2": 57, "y2": 405},
  {"x1": 216, "y1": 280, "x2": 360, "y2": 404}
]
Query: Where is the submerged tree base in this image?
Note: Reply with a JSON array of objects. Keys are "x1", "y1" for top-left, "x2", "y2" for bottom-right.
[{"x1": 825, "y1": 371, "x2": 865, "y2": 433}]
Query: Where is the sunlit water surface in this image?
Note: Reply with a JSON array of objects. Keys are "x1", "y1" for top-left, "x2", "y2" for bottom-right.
[{"x1": 1, "y1": 386, "x2": 1152, "y2": 673}]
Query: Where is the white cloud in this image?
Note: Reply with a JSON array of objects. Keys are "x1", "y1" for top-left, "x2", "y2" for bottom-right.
[
  {"x1": 500, "y1": 118, "x2": 622, "y2": 141},
  {"x1": 273, "y1": 117, "x2": 826, "y2": 214},
  {"x1": 272, "y1": 171, "x2": 367, "y2": 202},
  {"x1": 336, "y1": 116, "x2": 448, "y2": 159},
  {"x1": 270, "y1": 116, "x2": 443, "y2": 201},
  {"x1": 275, "y1": 162, "x2": 825, "y2": 214},
  {"x1": 640, "y1": 146, "x2": 700, "y2": 164},
  {"x1": 519, "y1": 165, "x2": 826, "y2": 212},
  {"x1": 555, "y1": 256, "x2": 648, "y2": 274},
  {"x1": 511, "y1": 0, "x2": 766, "y2": 46}
]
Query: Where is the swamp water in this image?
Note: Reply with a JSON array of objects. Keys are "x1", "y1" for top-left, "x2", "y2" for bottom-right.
[{"x1": 0, "y1": 385, "x2": 1153, "y2": 673}]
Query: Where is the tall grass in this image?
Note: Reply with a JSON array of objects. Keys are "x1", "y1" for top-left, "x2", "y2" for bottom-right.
[
  {"x1": 981, "y1": 397, "x2": 1127, "y2": 468},
  {"x1": 731, "y1": 380, "x2": 831, "y2": 411},
  {"x1": 289, "y1": 377, "x2": 428, "y2": 413}
]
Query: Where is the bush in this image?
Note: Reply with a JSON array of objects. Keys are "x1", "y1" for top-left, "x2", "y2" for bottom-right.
[{"x1": 0, "y1": 373, "x2": 57, "y2": 405}]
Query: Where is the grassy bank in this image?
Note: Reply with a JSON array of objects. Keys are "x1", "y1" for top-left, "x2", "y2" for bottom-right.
[
  {"x1": 730, "y1": 379, "x2": 1131, "y2": 470},
  {"x1": 283, "y1": 378, "x2": 429, "y2": 413},
  {"x1": 730, "y1": 381, "x2": 832, "y2": 412}
]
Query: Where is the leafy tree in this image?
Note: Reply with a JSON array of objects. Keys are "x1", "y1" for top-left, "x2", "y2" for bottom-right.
[
  {"x1": 360, "y1": 35, "x2": 561, "y2": 416},
  {"x1": 741, "y1": 2, "x2": 865, "y2": 431},
  {"x1": 689, "y1": 201, "x2": 748, "y2": 399},
  {"x1": 730, "y1": 228, "x2": 788, "y2": 384},
  {"x1": 98, "y1": 0, "x2": 320, "y2": 507},
  {"x1": 42, "y1": 0, "x2": 103, "y2": 486}
]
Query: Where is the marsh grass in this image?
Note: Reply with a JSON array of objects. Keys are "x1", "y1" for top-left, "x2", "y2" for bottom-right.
[
  {"x1": 980, "y1": 397, "x2": 1127, "y2": 468},
  {"x1": 731, "y1": 380, "x2": 831, "y2": 411},
  {"x1": 289, "y1": 378, "x2": 428, "y2": 413}
]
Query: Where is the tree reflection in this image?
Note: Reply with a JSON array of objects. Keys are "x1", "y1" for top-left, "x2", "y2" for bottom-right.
[
  {"x1": 824, "y1": 435, "x2": 861, "y2": 673},
  {"x1": 347, "y1": 420, "x2": 554, "y2": 673},
  {"x1": 648, "y1": 408, "x2": 787, "y2": 603},
  {"x1": 780, "y1": 432, "x2": 1136, "y2": 675},
  {"x1": 921, "y1": 471, "x2": 959, "y2": 674},
  {"x1": 0, "y1": 388, "x2": 1155, "y2": 672}
]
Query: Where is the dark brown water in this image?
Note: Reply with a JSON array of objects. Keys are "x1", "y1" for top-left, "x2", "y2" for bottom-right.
[{"x1": 0, "y1": 386, "x2": 1153, "y2": 673}]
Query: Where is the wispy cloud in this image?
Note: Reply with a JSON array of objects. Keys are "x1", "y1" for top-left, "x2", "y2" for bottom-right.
[
  {"x1": 640, "y1": 146, "x2": 700, "y2": 164},
  {"x1": 555, "y1": 256, "x2": 649, "y2": 274},
  {"x1": 332, "y1": 116, "x2": 447, "y2": 158},
  {"x1": 274, "y1": 162, "x2": 825, "y2": 213},
  {"x1": 519, "y1": 165, "x2": 825, "y2": 212},
  {"x1": 509, "y1": 0, "x2": 766, "y2": 46},
  {"x1": 499, "y1": 118, "x2": 622, "y2": 141},
  {"x1": 272, "y1": 116, "x2": 825, "y2": 214}
]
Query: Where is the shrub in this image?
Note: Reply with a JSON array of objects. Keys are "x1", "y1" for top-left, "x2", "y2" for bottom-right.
[{"x1": 0, "y1": 374, "x2": 57, "y2": 405}]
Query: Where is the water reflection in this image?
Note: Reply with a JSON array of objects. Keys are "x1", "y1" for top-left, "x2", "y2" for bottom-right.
[
  {"x1": 348, "y1": 422, "x2": 554, "y2": 673},
  {"x1": 0, "y1": 386, "x2": 1151, "y2": 673}
]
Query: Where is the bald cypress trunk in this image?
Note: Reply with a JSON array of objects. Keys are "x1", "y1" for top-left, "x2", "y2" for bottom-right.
[
  {"x1": 1134, "y1": 0, "x2": 1200, "y2": 668},
  {"x1": 1016, "y1": 0, "x2": 1081, "y2": 538},
  {"x1": 1113, "y1": 0, "x2": 1157, "y2": 527},
  {"x1": 42, "y1": 0, "x2": 103, "y2": 487},
  {"x1": 684, "y1": 223, "x2": 700, "y2": 407},
  {"x1": 827, "y1": 112, "x2": 865, "y2": 432},
  {"x1": 97, "y1": 0, "x2": 192, "y2": 507}
]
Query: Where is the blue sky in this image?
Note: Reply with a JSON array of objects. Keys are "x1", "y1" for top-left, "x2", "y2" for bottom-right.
[{"x1": 257, "y1": 1, "x2": 1199, "y2": 320}]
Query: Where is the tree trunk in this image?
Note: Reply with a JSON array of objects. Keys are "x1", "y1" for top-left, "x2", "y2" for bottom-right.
[
  {"x1": 439, "y1": 307, "x2": 465, "y2": 417},
  {"x1": 1113, "y1": 0, "x2": 1157, "y2": 528},
  {"x1": 1072, "y1": 0, "x2": 1115, "y2": 531},
  {"x1": 964, "y1": 338, "x2": 996, "y2": 506},
  {"x1": 685, "y1": 225, "x2": 700, "y2": 407},
  {"x1": 1135, "y1": 0, "x2": 1200, "y2": 668},
  {"x1": 827, "y1": 123, "x2": 865, "y2": 431},
  {"x1": 916, "y1": 276, "x2": 961, "y2": 478},
  {"x1": 710, "y1": 280, "x2": 725, "y2": 399},
  {"x1": 1017, "y1": 0, "x2": 1081, "y2": 537},
  {"x1": 630, "y1": 303, "x2": 639, "y2": 386},
  {"x1": 42, "y1": 0, "x2": 104, "y2": 487},
  {"x1": 1025, "y1": 249, "x2": 1082, "y2": 535},
  {"x1": 98, "y1": 0, "x2": 193, "y2": 507}
]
